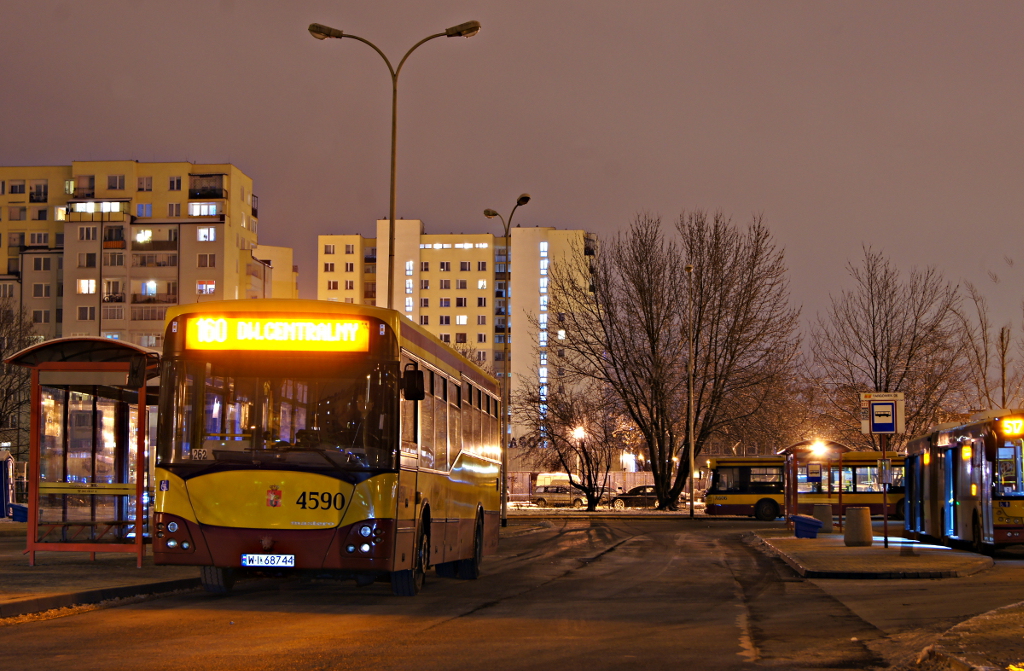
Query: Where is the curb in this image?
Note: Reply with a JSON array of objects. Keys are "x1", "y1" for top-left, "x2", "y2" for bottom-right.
[{"x1": 0, "y1": 577, "x2": 201, "y2": 619}]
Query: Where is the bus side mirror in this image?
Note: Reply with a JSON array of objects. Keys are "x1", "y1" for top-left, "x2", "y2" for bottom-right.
[
  {"x1": 403, "y1": 366, "x2": 425, "y2": 401},
  {"x1": 984, "y1": 432, "x2": 998, "y2": 462}
]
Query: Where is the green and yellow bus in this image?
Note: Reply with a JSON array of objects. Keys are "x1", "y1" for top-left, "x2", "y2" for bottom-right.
[
  {"x1": 704, "y1": 451, "x2": 905, "y2": 521},
  {"x1": 153, "y1": 300, "x2": 501, "y2": 595},
  {"x1": 905, "y1": 411, "x2": 1024, "y2": 553}
]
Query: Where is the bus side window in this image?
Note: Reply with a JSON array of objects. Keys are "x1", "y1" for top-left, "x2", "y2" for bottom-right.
[
  {"x1": 400, "y1": 357, "x2": 419, "y2": 454},
  {"x1": 717, "y1": 467, "x2": 740, "y2": 492}
]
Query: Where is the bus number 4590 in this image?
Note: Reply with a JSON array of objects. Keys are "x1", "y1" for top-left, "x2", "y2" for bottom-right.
[{"x1": 295, "y1": 491, "x2": 345, "y2": 510}]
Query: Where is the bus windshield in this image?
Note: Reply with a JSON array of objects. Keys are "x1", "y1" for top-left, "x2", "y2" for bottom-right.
[{"x1": 158, "y1": 357, "x2": 399, "y2": 471}]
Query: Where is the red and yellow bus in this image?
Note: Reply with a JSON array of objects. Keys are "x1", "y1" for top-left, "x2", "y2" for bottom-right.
[
  {"x1": 153, "y1": 300, "x2": 501, "y2": 595},
  {"x1": 704, "y1": 451, "x2": 905, "y2": 521}
]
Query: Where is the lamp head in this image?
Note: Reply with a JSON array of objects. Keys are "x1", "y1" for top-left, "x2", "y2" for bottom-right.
[
  {"x1": 684, "y1": 264, "x2": 693, "y2": 274},
  {"x1": 309, "y1": 23, "x2": 344, "y2": 40},
  {"x1": 516, "y1": 193, "x2": 531, "y2": 207},
  {"x1": 483, "y1": 209, "x2": 499, "y2": 219},
  {"x1": 446, "y1": 20, "x2": 481, "y2": 38}
]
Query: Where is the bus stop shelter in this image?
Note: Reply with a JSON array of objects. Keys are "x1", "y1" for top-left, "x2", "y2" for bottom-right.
[
  {"x1": 5, "y1": 337, "x2": 160, "y2": 567},
  {"x1": 778, "y1": 440, "x2": 852, "y2": 527}
]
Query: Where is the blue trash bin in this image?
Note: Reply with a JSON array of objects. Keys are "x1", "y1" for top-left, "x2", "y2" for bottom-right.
[
  {"x1": 8, "y1": 503, "x2": 27, "y2": 523},
  {"x1": 790, "y1": 514, "x2": 824, "y2": 539}
]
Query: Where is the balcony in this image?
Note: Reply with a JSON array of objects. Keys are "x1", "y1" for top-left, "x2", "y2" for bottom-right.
[
  {"x1": 103, "y1": 240, "x2": 125, "y2": 249},
  {"x1": 494, "y1": 290, "x2": 507, "y2": 298},
  {"x1": 188, "y1": 187, "x2": 228, "y2": 200},
  {"x1": 29, "y1": 192, "x2": 48, "y2": 204},
  {"x1": 102, "y1": 293, "x2": 125, "y2": 303},
  {"x1": 72, "y1": 188, "x2": 95, "y2": 199},
  {"x1": 494, "y1": 307, "x2": 508, "y2": 315},
  {"x1": 364, "y1": 255, "x2": 377, "y2": 264},
  {"x1": 131, "y1": 240, "x2": 178, "y2": 252},
  {"x1": 131, "y1": 293, "x2": 178, "y2": 304},
  {"x1": 363, "y1": 290, "x2": 376, "y2": 300}
]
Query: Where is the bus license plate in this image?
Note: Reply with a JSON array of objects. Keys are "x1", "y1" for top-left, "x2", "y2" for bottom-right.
[{"x1": 241, "y1": 553, "x2": 295, "y2": 567}]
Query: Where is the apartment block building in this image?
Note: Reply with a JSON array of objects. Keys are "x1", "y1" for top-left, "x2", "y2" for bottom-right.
[
  {"x1": 0, "y1": 160, "x2": 280, "y2": 347},
  {"x1": 318, "y1": 219, "x2": 596, "y2": 440},
  {"x1": 253, "y1": 245, "x2": 300, "y2": 299}
]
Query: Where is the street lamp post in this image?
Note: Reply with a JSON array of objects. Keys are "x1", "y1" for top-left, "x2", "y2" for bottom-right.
[
  {"x1": 685, "y1": 264, "x2": 695, "y2": 518},
  {"x1": 308, "y1": 20, "x2": 481, "y2": 310},
  {"x1": 484, "y1": 194, "x2": 531, "y2": 527}
]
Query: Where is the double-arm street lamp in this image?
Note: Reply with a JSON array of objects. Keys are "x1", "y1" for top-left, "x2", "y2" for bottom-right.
[
  {"x1": 308, "y1": 19, "x2": 481, "y2": 309},
  {"x1": 484, "y1": 194, "x2": 531, "y2": 527}
]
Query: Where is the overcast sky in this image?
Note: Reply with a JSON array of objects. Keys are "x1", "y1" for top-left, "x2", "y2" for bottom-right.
[{"x1": 1, "y1": 1, "x2": 1022, "y2": 330}]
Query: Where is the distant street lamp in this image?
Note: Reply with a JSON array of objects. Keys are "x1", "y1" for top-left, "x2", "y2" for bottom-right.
[
  {"x1": 685, "y1": 264, "x2": 695, "y2": 518},
  {"x1": 308, "y1": 20, "x2": 481, "y2": 310},
  {"x1": 484, "y1": 193, "x2": 530, "y2": 527}
]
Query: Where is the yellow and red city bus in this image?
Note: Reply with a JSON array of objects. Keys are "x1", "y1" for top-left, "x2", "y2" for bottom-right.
[
  {"x1": 704, "y1": 451, "x2": 905, "y2": 521},
  {"x1": 153, "y1": 300, "x2": 501, "y2": 595},
  {"x1": 905, "y1": 411, "x2": 1024, "y2": 553}
]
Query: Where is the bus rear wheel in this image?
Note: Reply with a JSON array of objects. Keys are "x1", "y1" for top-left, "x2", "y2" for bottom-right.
[
  {"x1": 200, "y1": 566, "x2": 235, "y2": 594},
  {"x1": 754, "y1": 499, "x2": 779, "y2": 522},
  {"x1": 892, "y1": 498, "x2": 905, "y2": 521},
  {"x1": 392, "y1": 526, "x2": 428, "y2": 596},
  {"x1": 456, "y1": 515, "x2": 484, "y2": 580}
]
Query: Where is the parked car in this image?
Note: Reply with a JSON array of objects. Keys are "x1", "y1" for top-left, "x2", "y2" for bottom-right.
[
  {"x1": 530, "y1": 485, "x2": 585, "y2": 508},
  {"x1": 609, "y1": 485, "x2": 693, "y2": 509}
]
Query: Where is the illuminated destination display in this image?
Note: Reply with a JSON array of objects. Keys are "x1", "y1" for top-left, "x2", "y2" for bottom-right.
[
  {"x1": 185, "y1": 316, "x2": 370, "y2": 352},
  {"x1": 1002, "y1": 418, "x2": 1024, "y2": 436}
]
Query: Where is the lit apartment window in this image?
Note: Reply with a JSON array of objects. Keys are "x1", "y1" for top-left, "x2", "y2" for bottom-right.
[
  {"x1": 168, "y1": 203, "x2": 181, "y2": 217},
  {"x1": 420, "y1": 261, "x2": 429, "y2": 271},
  {"x1": 539, "y1": 331, "x2": 548, "y2": 346},
  {"x1": 188, "y1": 202, "x2": 218, "y2": 217},
  {"x1": 439, "y1": 262, "x2": 450, "y2": 272},
  {"x1": 54, "y1": 207, "x2": 66, "y2": 221},
  {"x1": 344, "y1": 280, "x2": 354, "y2": 290},
  {"x1": 420, "y1": 298, "x2": 429, "y2": 308},
  {"x1": 136, "y1": 204, "x2": 153, "y2": 218},
  {"x1": 540, "y1": 296, "x2": 549, "y2": 309},
  {"x1": 540, "y1": 259, "x2": 549, "y2": 275},
  {"x1": 135, "y1": 229, "x2": 153, "y2": 243},
  {"x1": 456, "y1": 298, "x2": 467, "y2": 308},
  {"x1": 169, "y1": 176, "x2": 182, "y2": 191},
  {"x1": 478, "y1": 280, "x2": 487, "y2": 290},
  {"x1": 477, "y1": 297, "x2": 487, "y2": 307},
  {"x1": 138, "y1": 177, "x2": 152, "y2": 192},
  {"x1": 79, "y1": 226, "x2": 98, "y2": 241},
  {"x1": 327, "y1": 280, "x2": 338, "y2": 290},
  {"x1": 197, "y1": 227, "x2": 216, "y2": 241},
  {"x1": 77, "y1": 306, "x2": 96, "y2": 321},
  {"x1": 77, "y1": 279, "x2": 96, "y2": 294},
  {"x1": 345, "y1": 245, "x2": 354, "y2": 254},
  {"x1": 456, "y1": 333, "x2": 467, "y2": 344},
  {"x1": 405, "y1": 261, "x2": 413, "y2": 276},
  {"x1": 405, "y1": 280, "x2": 413, "y2": 294},
  {"x1": 477, "y1": 315, "x2": 487, "y2": 325},
  {"x1": 477, "y1": 333, "x2": 487, "y2": 343},
  {"x1": 77, "y1": 253, "x2": 96, "y2": 268},
  {"x1": 420, "y1": 280, "x2": 429, "y2": 290},
  {"x1": 439, "y1": 316, "x2": 450, "y2": 325},
  {"x1": 32, "y1": 310, "x2": 50, "y2": 324},
  {"x1": 540, "y1": 278, "x2": 549, "y2": 293},
  {"x1": 32, "y1": 284, "x2": 50, "y2": 298},
  {"x1": 197, "y1": 280, "x2": 216, "y2": 295},
  {"x1": 107, "y1": 175, "x2": 125, "y2": 190},
  {"x1": 540, "y1": 241, "x2": 549, "y2": 258},
  {"x1": 460, "y1": 262, "x2": 470, "y2": 271},
  {"x1": 419, "y1": 316, "x2": 429, "y2": 325},
  {"x1": 405, "y1": 297, "x2": 414, "y2": 312},
  {"x1": 324, "y1": 244, "x2": 335, "y2": 254},
  {"x1": 346, "y1": 263, "x2": 355, "y2": 272},
  {"x1": 478, "y1": 261, "x2": 487, "y2": 271},
  {"x1": 198, "y1": 253, "x2": 216, "y2": 268},
  {"x1": 439, "y1": 298, "x2": 450, "y2": 308},
  {"x1": 324, "y1": 262, "x2": 335, "y2": 272},
  {"x1": 455, "y1": 315, "x2": 467, "y2": 325},
  {"x1": 558, "y1": 329, "x2": 566, "y2": 340}
]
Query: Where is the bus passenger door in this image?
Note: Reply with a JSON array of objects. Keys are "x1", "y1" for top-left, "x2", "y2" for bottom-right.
[
  {"x1": 395, "y1": 359, "x2": 422, "y2": 572},
  {"x1": 944, "y1": 449, "x2": 957, "y2": 539},
  {"x1": 980, "y1": 458, "x2": 993, "y2": 544}
]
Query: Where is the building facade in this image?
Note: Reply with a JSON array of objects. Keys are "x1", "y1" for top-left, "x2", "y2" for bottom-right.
[{"x1": 0, "y1": 160, "x2": 283, "y2": 347}]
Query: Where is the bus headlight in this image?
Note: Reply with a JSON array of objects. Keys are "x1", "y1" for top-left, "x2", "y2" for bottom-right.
[
  {"x1": 359, "y1": 524, "x2": 373, "y2": 537},
  {"x1": 167, "y1": 522, "x2": 179, "y2": 533},
  {"x1": 359, "y1": 543, "x2": 371, "y2": 553},
  {"x1": 166, "y1": 539, "x2": 178, "y2": 549}
]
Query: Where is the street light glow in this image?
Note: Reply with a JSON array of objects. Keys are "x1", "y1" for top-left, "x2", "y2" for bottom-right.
[
  {"x1": 572, "y1": 427, "x2": 585, "y2": 441},
  {"x1": 810, "y1": 440, "x2": 828, "y2": 456}
]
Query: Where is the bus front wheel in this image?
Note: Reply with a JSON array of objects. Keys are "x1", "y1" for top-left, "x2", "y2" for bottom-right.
[
  {"x1": 200, "y1": 566, "x2": 235, "y2": 594},
  {"x1": 392, "y1": 525, "x2": 429, "y2": 596},
  {"x1": 754, "y1": 499, "x2": 779, "y2": 522}
]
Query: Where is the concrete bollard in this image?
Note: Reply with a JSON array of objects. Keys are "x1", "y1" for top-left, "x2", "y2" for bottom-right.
[
  {"x1": 812, "y1": 503, "x2": 834, "y2": 534},
  {"x1": 844, "y1": 507, "x2": 873, "y2": 547}
]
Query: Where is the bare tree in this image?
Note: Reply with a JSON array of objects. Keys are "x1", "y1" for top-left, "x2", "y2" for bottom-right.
[
  {"x1": 955, "y1": 282, "x2": 1024, "y2": 411},
  {"x1": 0, "y1": 299, "x2": 36, "y2": 462},
  {"x1": 512, "y1": 376, "x2": 625, "y2": 511},
  {"x1": 811, "y1": 247, "x2": 966, "y2": 449},
  {"x1": 550, "y1": 211, "x2": 799, "y2": 508}
]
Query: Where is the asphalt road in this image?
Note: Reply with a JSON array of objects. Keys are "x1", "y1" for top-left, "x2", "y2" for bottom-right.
[{"x1": 3, "y1": 518, "x2": 1024, "y2": 671}]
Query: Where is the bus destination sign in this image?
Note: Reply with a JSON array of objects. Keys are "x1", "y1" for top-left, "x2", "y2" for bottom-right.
[{"x1": 185, "y1": 316, "x2": 370, "y2": 352}]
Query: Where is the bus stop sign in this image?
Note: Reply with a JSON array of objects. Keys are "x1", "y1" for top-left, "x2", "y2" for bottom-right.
[{"x1": 859, "y1": 392, "x2": 905, "y2": 434}]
